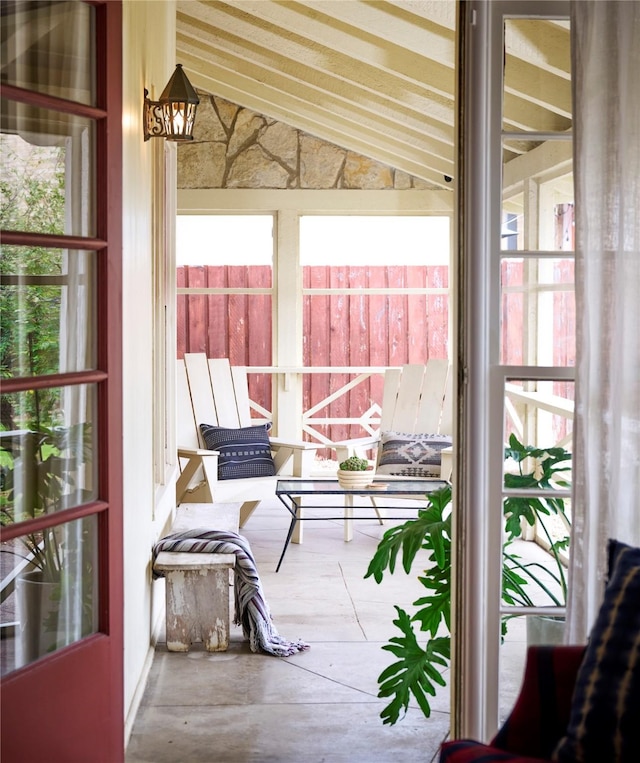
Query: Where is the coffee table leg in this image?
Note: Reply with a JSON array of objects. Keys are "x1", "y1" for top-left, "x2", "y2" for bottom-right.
[
  {"x1": 276, "y1": 512, "x2": 299, "y2": 572},
  {"x1": 344, "y1": 494, "x2": 354, "y2": 542}
]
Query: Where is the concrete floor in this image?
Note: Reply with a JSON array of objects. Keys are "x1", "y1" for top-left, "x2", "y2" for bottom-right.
[{"x1": 126, "y1": 494, "x2": 532, "y2": 763}]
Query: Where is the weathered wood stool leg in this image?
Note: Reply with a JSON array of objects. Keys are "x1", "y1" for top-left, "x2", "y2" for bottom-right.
[
  {"x1": 155, "y1": 552, "x2": 235, "y2": 652},
  {"x1": 164, "y1": 566, "x2": 232, "y2": 652}
]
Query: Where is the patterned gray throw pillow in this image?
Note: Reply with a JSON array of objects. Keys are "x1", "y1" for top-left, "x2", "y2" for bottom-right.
[{"x1": 376, "y1": 431, "x2": 453, "y2": 478}]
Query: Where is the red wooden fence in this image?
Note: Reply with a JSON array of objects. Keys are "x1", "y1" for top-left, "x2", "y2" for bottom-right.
[{"x1": 178, "y1": 264, "x2": 448, "y2": 441}]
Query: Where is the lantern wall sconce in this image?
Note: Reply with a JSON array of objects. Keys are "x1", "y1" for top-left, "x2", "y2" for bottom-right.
[{"x1": 144, "y1": 64, "x2": 200, "y2": 141}]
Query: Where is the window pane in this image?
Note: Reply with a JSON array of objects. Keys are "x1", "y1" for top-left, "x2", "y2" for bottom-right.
[
  {"x1": 503, "y1": 19, "x2": 572, "y2": 134},
  {"x1": 499, "y1": 612, "x2": 565, "y2": 727},
  {"x1": 500, "y1": 257, "x2": 575, "y2": 367},
  {"x1": 0, "y1": 1, "x2": 96, "y2": 106},
  {"x1": 0, "y1": 118, "x2": 96, "y2": 238},
  {"x1": 300, "y1": 216, "x2": 450, "y2": 266},
  {"x1": 502, "y1": 141, "x2": 574, "y2": 252},
  {"x1": 0, "y1": 384, "x2": 98, "y2": 521},
  {"x1": 177, "y1": 215, "x2": 274, "y2": 387},
  {"x1": 0, "y1": 515, "x2": 99, "y2": 675},
  {"x1": 177, "y1": 215, "x2": 273, "y2": 267},
  {"x1": 1, "y1": 247, "x2": 97, "y2": 377},
  {"x1": 503, "y1": 379, "x2": 574, "y2": 454}
]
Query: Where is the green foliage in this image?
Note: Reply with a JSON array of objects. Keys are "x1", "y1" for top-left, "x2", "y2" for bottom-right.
[
  {"x1": 0, "y1": 423, "x2": 93, "y2": 582},
  {"x1": 503, "y1": 433, "x2": 572, "y2": 603},
  {"x1": 366, "y1": 436, "x2": 572, "y2": 725},
  {"x1": 0, "y1": 135, "x2": 66, "y2": 425},
  {"x1": 378, "y1": 607, "x2": 449, "y2": 725},
  {"x1": 339, "y1": 455, "x2": 369, "y2": 471},
  {"x1": 365, "y1": 486, "x2": 452, "y2": 724}
]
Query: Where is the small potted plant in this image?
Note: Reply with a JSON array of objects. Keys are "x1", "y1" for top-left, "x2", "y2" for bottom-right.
[{"x1": 337, "y1": 455, "x2": 374, "y2": 489}]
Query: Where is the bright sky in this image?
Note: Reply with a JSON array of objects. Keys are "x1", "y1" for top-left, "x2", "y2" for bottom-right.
[{"x1": 177, "y1": 215, "x2": 450, "y2": 267}]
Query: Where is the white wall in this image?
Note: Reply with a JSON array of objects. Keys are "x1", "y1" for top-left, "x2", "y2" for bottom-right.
[{"x1": 121, "y1": 0, "x2": 178, "y2": 741}]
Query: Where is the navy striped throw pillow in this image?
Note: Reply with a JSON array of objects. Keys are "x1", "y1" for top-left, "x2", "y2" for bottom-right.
[
  {"x1": 200, "y1": 423, "x2": 276, "y2": 481},
  {"x1": 552, "y1": 539, "x2": 640, "y2": 763}
]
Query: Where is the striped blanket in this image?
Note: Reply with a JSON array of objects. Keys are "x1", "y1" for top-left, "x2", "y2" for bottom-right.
[{"x1": 152, "y1": 528, "x2": 310, "y2": 657}]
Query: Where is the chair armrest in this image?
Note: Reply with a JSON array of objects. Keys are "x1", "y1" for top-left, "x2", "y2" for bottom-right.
[
  {"x1": 177, "y1": 447, "x2": 220, "y2": 457},
  {"x1": 268, "y1": 438, "x2": 319, "y2": 452},
  {"x1": 268, "y1": 438, "x2": 318, "y2": 477},
  {"x1": 491, "y1": 645, "x2": 586, "y2": 758},
  {"x1": 333, "y1": 435, "x2": 380, "y2": 449},
  {"x1": 176, "y1": 447, "x2": 220, "y2": 505},
  {"x1": 329, "y1": 435, "x2": 380, "y2": 463}
]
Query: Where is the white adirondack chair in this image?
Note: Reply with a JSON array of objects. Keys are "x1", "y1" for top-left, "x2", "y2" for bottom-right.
[
  {"x1": 333, "y1": 361, "x2": 453, "y2": 480},
  {"x1": 176, "y1": 353, "x2": 318, "y2": 531}
]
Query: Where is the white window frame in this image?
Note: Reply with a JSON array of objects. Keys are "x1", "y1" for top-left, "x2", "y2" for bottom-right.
[
  {"x1": 152, "y1": 140, "x2": 177, "y2": 497},
  {"x1": 454, "y1": 0, "x2": 573, "y2": 741}
]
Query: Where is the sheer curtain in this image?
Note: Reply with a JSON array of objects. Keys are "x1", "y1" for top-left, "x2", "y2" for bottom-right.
[{"x1": 567, "y1": 1, "x2": 640, "y2": 642}]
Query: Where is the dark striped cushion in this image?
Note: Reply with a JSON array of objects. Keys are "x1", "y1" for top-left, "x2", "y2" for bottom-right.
[
  {"x1": 200, "y1": 423, "x2": 276, "y2": 480},
  {"x1": 552, "y1": 539, "x2": 640, "y2": 763}
]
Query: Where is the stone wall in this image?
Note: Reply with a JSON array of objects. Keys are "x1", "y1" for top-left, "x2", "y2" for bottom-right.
[{"x1": 177, "y1": 91, "x2": 435, "y2": 191}]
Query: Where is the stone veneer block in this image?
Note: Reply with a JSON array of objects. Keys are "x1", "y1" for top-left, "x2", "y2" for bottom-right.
[
  {"x1": 178, "y1": 142, "x2": 226, "y2": 188},
  {"x1": 300, "y1": 135, "x2": 345, "y2": 188},
  {"x1": 260, "y1": 121, "x2": 298, "y2": 167},
  {"x1": 228, "y1": 145, "x2": 292, "y2": 188},
  {"x1": 344, "y1": 154, "x2": 393, "y2": 189},
  {"x1": 228, "y1": 111, "x2": 267, "y2": 155},
  {"x1": 192, "y1": 95, "x2": 227, "y2": 142}
]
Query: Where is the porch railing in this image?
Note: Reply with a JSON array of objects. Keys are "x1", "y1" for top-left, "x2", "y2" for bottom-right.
[{"x1": 244, "y1": 366, "x2": 574, "y2": 456}]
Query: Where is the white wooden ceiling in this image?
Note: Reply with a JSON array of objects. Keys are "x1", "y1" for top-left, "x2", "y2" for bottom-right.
[{"x1": 176, "y1": 1, "x2": 572, "y2": 190}]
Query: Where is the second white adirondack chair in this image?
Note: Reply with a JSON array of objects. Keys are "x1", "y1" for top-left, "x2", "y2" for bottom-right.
[
  {"x1": 333, "y1": 361, "x2": 453, "y2": 480},
  {"x1": 176, "y1": 353, "x2": 318, "y2": 531}
]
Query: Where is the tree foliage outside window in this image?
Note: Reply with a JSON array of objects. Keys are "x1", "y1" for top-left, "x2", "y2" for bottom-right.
[{"x1": 1, "y1": 135, "x2": 66, "y2": 430}]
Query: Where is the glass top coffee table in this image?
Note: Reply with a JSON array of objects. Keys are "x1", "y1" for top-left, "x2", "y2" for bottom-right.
[{"x1": 275, "y1": 478, "x2": 449, "y2": 571}]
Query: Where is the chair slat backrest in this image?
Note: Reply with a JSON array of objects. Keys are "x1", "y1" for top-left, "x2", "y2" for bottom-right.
[
  {"x1": 415, "y1": 360, "x2": 451, "y2": 433},
  {"x1": 379, "y1": 362, "x2": 452, "y2": 436},
  {"x1": 207, "y1": 358, "x2": 241, "y2": 428},
  {"x1": 184, "y1": 354, "x2": 220, "y2": 446},
  {"x1": 230, "y1": 365, "x2": 253, "y2": 427},
  {"x1": 177, "y1": 358, "x2": 200, "y2": 450},
  {"x1": 440, "y1": 364, "x2": 454, "y2": 435},
  {"x1": 180, "y1": 355, "x2": 254, "y2": 449}
]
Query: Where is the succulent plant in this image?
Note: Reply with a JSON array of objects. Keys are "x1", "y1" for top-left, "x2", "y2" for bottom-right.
[{"x1": 339, "y1": 456, "x2": 369, "y2": 471}]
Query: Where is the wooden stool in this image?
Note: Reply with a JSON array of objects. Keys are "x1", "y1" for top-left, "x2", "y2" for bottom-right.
[
  {"x1": 154, "y1": 502, "x2": 241, "y2": 652},
  {"x1": 153, "y1": 551, "x2": 235, "y2": 652}
]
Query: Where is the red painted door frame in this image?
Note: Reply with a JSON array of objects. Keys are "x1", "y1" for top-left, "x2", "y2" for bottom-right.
[{"x1": 0, "y1": 2, "x2": 124, "y2": 761}]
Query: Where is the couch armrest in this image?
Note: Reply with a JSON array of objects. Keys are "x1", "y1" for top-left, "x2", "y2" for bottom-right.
[{"x1": 491, "y1": 645, "x2": 586, "y2": 758}]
